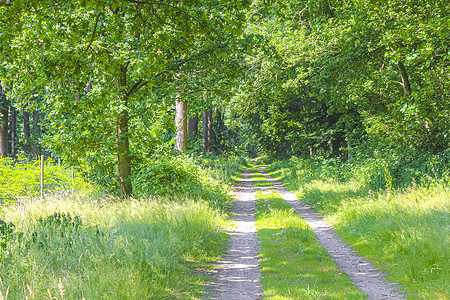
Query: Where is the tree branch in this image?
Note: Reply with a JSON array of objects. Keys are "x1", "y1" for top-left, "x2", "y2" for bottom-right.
[
  {"x1": 81, "y1": 12, "x2": 101, "y2": 55},
  {"x1": 126, "y1": 79, "x2": 147, "y2": 98}
]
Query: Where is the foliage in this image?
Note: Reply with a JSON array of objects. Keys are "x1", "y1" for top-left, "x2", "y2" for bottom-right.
[
  {"x1": 226, "y1": 0, "x2": 449, "y2": 159},
  {"x1": 267, "y1": 146, "x2": 450, "y2": 192},
  {"x1": 0, "y1": 193, "x2": 229, "y2": 299},
  {"x1": 132, "y1": 153, "x2": 249, "y2": 212},
  {"x1": 0, "y1": 0, "x2": 251, "y2": 196},
  {"x1": 0, "y1": 157, "x2": 89, "y2": 206}
]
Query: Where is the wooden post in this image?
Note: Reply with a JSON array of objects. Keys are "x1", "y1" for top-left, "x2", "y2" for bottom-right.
[
  {"x1": 40, "y1": 155, "x2": 44, "y2": 198},
  {"x1": 71, "y1": 167, "x2": 74, "y2": 196}
]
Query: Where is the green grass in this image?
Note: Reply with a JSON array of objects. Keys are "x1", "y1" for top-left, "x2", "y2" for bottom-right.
[
  {"x1": 250, "y1": 173, "x2": 267, "y2": 181},
  {"x1": 0, "y1": 193, "x2": 228, "y2": 299},
  {"x1": 253, "y1": 181, "x2": 274, "y2": 188},
  {"x1": 267, "y1": 161, "x2": 450, "y2": 299},
  {"x1": 0, "y1": 157, "x2": 89, "y2": 207},
  {"x1": 248, "y1": 167, "x2": 260, "y2": 173},
  {"x1": 255, "y1": 191, "x2": 364, "y2": 299},
  {"x1": 202, "y1": 156, "x2": 250, "y2": 184},
  {"x1": 0, "y1": 155, "x2": 246, "y2": 299}
]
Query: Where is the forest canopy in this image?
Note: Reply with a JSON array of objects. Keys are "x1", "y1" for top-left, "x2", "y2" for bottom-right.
[{"x1": 0, "y1": 0, "x2": 449, "y2": 196}]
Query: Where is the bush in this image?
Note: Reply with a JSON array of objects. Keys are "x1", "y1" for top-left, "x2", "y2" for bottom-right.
[
  {"x1": 268, "y1": 147, "x2": 449, "y2": 192},
  {"x1": 0, "y1": 157, "x2": 89, "y2": 206},
  {"x1": 132, "y1": 154, "x2": 243, "y2": 211}
]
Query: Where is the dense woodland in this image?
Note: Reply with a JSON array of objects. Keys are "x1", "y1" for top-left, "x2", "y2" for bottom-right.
[
  {"x1": 0, "y1": 0, "x2": 449, "y2": 196},
  {"x1": 0, "y1": 0, "x2": 449, "y2": 299}
]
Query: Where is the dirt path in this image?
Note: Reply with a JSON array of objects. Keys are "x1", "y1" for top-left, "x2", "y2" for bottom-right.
[
  {"x1": 205, "y1": 168, "x2": 263, "y2": 300},
  {"x1": 205, "y1": 166, "x2": 404, "y2": 300},
  {"x1": 259, "y1": 166, "x2": 405, "y2": 300}
]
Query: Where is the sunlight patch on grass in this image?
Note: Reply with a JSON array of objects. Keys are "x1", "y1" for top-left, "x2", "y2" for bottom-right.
[
  {"x1": 0, "y1": 193, "x2": 228, "y2": 299},
  {"x1": 250, "y1": 173, "x2": 267, "y2": 181},
  {"x1": 248, "y1": 167, "x2": 260, "y2": 173},
  {"x1": 253, "y1": 181, "x2": 274, "y2": 187}
]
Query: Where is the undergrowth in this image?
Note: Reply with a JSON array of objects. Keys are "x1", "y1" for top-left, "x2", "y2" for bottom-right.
[
  {"x1": 132, "y1": 154, "x2": 248, "y2": 212},
  {"x1": 0, "y1": 157, "x2": 89, "y2": 207},
  {"x1": 0, "y1": 154, "x2": 249, "y2": 298}
]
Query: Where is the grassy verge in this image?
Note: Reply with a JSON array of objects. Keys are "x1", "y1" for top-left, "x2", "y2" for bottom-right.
[
  {"x1": 255, "y1": 190, "x2": 364, "y2": 299},
  {"x1": 0, "y1": 155, "x2": 251, "y2": 299},
  {"x1": 201, "y1": 156, "x2": 250, "y2": 184},
  {"x1": 266, "y1": 160, "x2": 449, "y2": 299},
  {"x1": 0, "y1": 194, "x2": 228, "y2": 299}
]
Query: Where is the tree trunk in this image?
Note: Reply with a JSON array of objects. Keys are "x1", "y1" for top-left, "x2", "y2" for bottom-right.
[
  {"x1": 0, "y1": 86, "x2": 7, "y2": 157},
  {"x1": 23, "y1": 107, "x2": 31, "y2": 154},
  {"x1": 9, "y1": 106, "x2": 16, "y2": 158},
  {"x1": 397, "y1": 61, "x2": 412, "y2": 97},
  {"x1": 202, "y1": 110, "x2": 212, "y2": 152},
  {"x1": 32, "y1": 110, "x2": 41, "y2": 157},
  {"x1": 117, "y1": 109, "x2": 132, "y2": 197},
  {"x1": 347, "y1": 139, "x2": 352, "y2": 161},
  {"x1": 115, "y1": 65, "x2": 132, "y2": 197},
  {"x1": 188, "y1": 113, "x2": 198, "y2": 136},
  {"x1": 174, "y1": 98, "x2": 188, "y2": 150},
  {"x1": 331, "y1": 137, "x2": 341, "y2": 158}
]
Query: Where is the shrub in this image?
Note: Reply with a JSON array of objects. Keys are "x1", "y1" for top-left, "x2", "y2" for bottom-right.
[{"x1": 0, "y1": 157, "x2": 89, "y2": 207}]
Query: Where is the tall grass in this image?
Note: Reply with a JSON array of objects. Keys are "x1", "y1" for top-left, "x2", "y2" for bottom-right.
[
  {"x1": 267, "y1": 157, "x2": 449, "y2": 299},
  {"x1": 0, "y1": 154, "x2": 251, "y2": 299},
  {"x1": 0, "y1": 193, "x2": 228, "y2": 299}
]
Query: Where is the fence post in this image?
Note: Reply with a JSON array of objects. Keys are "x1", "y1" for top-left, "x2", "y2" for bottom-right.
[
  {"x1": 71, "y1": 167, "x2": 74, "y2": 196},
  {"x1": 40, "y1": 155, "x2": 44, "y2": 198}
]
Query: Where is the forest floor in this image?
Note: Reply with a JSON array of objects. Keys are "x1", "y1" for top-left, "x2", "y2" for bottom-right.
[{"x1": 205, "y1": 165, "x2": 405, "y2": 300}]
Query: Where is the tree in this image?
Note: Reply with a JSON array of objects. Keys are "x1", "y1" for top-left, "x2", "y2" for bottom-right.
[
  {"x1": 226, "y1": 0, "x2": 449, "y2": 159},
  {"x1": 202, "y1": 110, "x2": 212, "y2": 152},
  {"x1": 9, "y1": 105, "x2": 16, "y2": 158},
  {"x1": 0, "y1": 0, "x2": 250, "y2": 196},
  {"x1": 189, "y1": 113, "x2": 199, "y2": 136},
  {"x1": 174, "y1": 97, "x2": 188, "y2": 151},
  {"x1": 0, "y1": 84, "x2": 7, "y2": 157}
]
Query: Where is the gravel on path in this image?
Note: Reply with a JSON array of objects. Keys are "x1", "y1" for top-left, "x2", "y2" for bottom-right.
[
  {"x1": 260, "y1": 166, "x2": 406, "y2": 300},
  {"x1": 205, "y1": 168, "x2": 263, "y2": 300}
]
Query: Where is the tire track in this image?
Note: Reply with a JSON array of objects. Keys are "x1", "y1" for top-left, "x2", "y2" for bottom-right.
[
  {"x1": 259, "y1": 166, "x2": 405, "y2": 300},
  {"x1": 205, "y1": 167, "x2": 262, "y2": 300}
]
